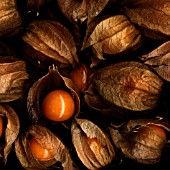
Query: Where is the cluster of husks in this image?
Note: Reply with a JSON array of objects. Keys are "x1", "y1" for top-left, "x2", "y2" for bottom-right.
[{"x1": 0, "y1": 0, "x2": 170, "y2": 169}]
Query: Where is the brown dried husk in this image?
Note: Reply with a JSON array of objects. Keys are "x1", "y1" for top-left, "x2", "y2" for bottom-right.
[
  {"x1": 0, "y1": 56, "x2": 29, "y2": 102},
  {"x1": 109, "y1": 119, "x2": 170, "y2": 164},
  {"x1": 15, "y1": 125, "x2": 78, "y2": 170},
  {"x1": 82, "y1": 15, "x2": 142, "y2": 60},
  {"x1": 71, "y1": 118, "x2": 116, "y2": 170},
  {"x1": 57, "y1": 0, "x2": 87, "y2": 23},
  {"x1": 139, "y1": 41, "x2": 170, "y2": 82},
  {"x1": 0, "y1": 104, "x2": 20, "y2": 164},
  {"x1": 122, "y1": 0, "x2": 170, "y2": 40},
  {"x1": 27, "y1": 66, "x2": 80, "y2": 123},
  {"x1": 57, "y1": 0, "x2": 110, "y2": 24},
  {"x1": 84, "y1": 61, "x2": 163, "y2": 118},
  {"x1": 22, "y1": 20, "x2": 79, "y2": 68},
  {"x1": 86, "y1": 0, "x2": 113, "y2": 25},
  {"x1": 0, "y1": 0, "x2": 23, "y2": 38}
]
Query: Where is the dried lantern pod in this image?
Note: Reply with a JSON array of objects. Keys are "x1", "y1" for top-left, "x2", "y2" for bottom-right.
[
  {"x1": 71, "y1": 118, "x2": 116, "y2": 170},
  {"x1": 56, "y1": 0, "x2": 111, "y2": 24},
  {"x1": 27, "y1": 66, "x2": 80, "y2": 123},
  {"x1": 81, "y1": 15, "x2": 142, "y2": 64},
  {"x1": 0, "y1": 56, "x2": 29, "y2": 102},
  {"x1": 0, "y1": 0, "x2": 23, "y2": 38},
  {"x1": 122, "y1": 0, "x2": 170, "y2": 40},
  {"x1": 57, "y1": 0, "x2": 87, "y2": 23},
  {"x1": 109, "y1": 119, "x2": 170, "y2": 164},
  {"x1": 85, "y1": 0, "x2": 111, "y2": 25},
  {"x1": 21, "y1": 19, "x2": 80, "y2": 69},
  {"x1": 84, "y1": 61, "x2": 163, "y2": 118},
  {"x1": 0, "y1": 104, "x2": 20, "y2": 164},
  {"x1": 139, "y1": 40, "x2": 170, "y2": 82},
  {"x1": 15, "y1": 124, "x2": 78, "y2": 170}
]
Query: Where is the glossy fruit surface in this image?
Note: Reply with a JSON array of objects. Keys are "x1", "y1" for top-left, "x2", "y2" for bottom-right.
[
  {"x1": 69, "y1": 64, "x2": 92, "y2": 93},
  {"x1": 29, "y1": 138, "x2": 53, "y2": 160},
  {"x1": 0, "y1": 116, "x2": 3, "y2": 137},
  {"x1": 42, "y1": 89, "x2": 75, "y2": 121},
  {"x1": 148, "y1": 124, "x2": 166, "y2": 140}
]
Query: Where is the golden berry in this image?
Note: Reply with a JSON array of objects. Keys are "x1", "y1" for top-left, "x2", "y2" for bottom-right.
[
  {"x1": 69, "y1": 64, "x2": 92, "y2": 93},
  {"x1": 0, "y1": 116, "x2": 4, "y2": 138},
  {"x1": 42, "y1": 90, "x2": 75, "y2": 121},
  {"x1": 29, "y1": 138, "x2": 53, "y2": 160}
]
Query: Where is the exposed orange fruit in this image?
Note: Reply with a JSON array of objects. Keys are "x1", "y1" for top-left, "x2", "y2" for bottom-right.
[
  {"x1": 42, "y1": 90, "x2": 75, "y2": 121},
  {"x1": 0, "y1": 116, "x2": 4, "y2": 138},
  {"x1": 69, "y1": 64, "x2": 92, "y2": 93},
  {"x1": 29, "y1": 138, "x2": 53, "y2": 160}
]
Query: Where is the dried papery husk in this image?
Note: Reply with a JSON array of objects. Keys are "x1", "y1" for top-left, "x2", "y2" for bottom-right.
[
  {"x1": 22, "y1": 20, "x2": 79, "y2": 69},
  {"x1": 27, "y1": 66, "x2": 80, "y2": 123},
  {"x1": 57, "y1": 0, "x2": 87, "y2": 23},
  {"x1": 0, "y1": 104, "x2": 20, "y2": 164},
  {"x1": 86, "y1": 0, "x2": 112, "y2": 25},
  {"x1": 109, "y1": 119, "x2": 170, "y2": 164},
  {"x1": 15, "y1": 125, "x2": 78, "y2": 170},
  {"x1": 0, "y1": 0, "x2": 23, "y2": 38},
  {"x1": 82, "y1": 15, "x2": 142, "y2": 61},
  {"x1": 139, "y1": 41, "x2": 170, "y2": 82},
  {"x1": 0, "y1": 56, "x2": 29, "y2": 102},
  {"x1": 57, "y1": 0, "x2": 110, "y2": 24},
  {"x1": 71, "y1": 118, "x2": 116, "y2": 170},
  {"x1": 84, "y1": 61, "x2": 163, "y2": 118},
  {"x1": 122, "y1": 0, "x2": 170, "y2": 40}
]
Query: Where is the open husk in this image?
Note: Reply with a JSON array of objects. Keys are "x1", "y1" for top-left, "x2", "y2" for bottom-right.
[
  {"x1": 15, "y1": 124, "x2": 78, "y2": 170},
  {"x1": 27, "y1": 66, "x2": 80, "y2": 123}
]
